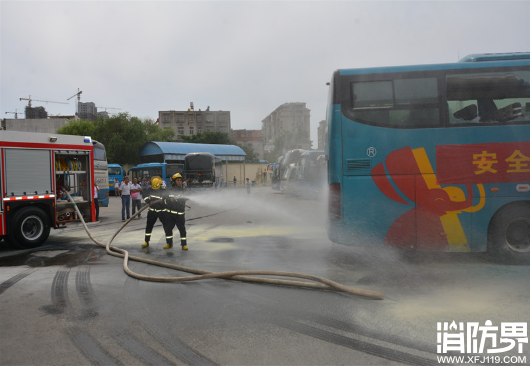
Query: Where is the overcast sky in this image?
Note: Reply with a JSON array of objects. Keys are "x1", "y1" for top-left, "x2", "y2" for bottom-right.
[{"x1": 1, "y1": 0, "x2": 529, "y2": 142}]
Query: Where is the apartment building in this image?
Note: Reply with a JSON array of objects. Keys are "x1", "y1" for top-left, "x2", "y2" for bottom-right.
[
  {"x1": 78, "y1": 102, "x2": 98, "y2": 121},
  {"x1": 158, "y1": 107, "x2": 231, "y2": 141},
  {"x1": 232, "y1": 129, "x2": 263, "y2": 159},
  {"x1": 262, "y1": 102, "x2": 311, "y2": 154},
  {"x1": 317, "y1": 119, "x2": 326, "y2": 151}
]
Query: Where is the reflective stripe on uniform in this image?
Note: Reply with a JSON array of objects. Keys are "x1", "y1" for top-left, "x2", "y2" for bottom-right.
[
  {"x1": 145, "y1": 233, "x2": 151, "y2": 236},
  {"x1": 180, "y1": 237, "x2": 187, "y2": 240},
  {"x1": 168, "y1": 210, "x2": 185, "y2": 215},
  {"x1": 166, "y1": 236, "x2": 173, "y2": 239}
]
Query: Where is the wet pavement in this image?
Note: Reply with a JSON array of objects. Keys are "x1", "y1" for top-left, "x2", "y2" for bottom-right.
[{"x1": 1, "y1": 186, "x2": 530, "y2": 365}]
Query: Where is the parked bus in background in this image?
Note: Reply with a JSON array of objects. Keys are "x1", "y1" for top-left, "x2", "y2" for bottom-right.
[
  {"x1": 271, "y1": 156, "x2": 283, "y2": 191},
  {"x1": 327, "y1": 52, "x2": 530, "y2": 262},
  {"x1": 184, "y1": 152, "x2": 224, "y2": 190},
  {"x1": 279, "y1": 149, "x2": 305, "y2": 192},
  {"x1": 92, "y1": 141, "x2": 109, "y2": 207},
  {"x1": 129, "y1": 162, "x2": 184, "y2": 188},
  {"x1": 296, "y1": 150, "x2": 326, "y2": 196},
  {"x1": 108, "y1": 163, "x2": 124, "y2": 196}
]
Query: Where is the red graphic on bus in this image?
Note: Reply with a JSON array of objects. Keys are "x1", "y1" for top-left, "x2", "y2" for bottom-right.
[{"x1": 371, "y1": 146, "x2": 476, "y2": 250}]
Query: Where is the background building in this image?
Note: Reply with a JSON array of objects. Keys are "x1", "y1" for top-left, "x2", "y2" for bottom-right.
[
  {"x1": 158, "y1": 105, "x2": 231, "y2": 141},
  {"x1": 2, "y1": 117, "x2": 77, "y2": 134},
  {"x1": 25, "y1": 106, "x2": 48, "y2": 119},
  {"x1": 317, "y1": 119, "x2": 326, "y2": 151},
  {"x1": 78, "y1": 102, "x2": 97, "y2": 121},
  {"x1": 262, "y1": 102, "x2": 311, "y2": 156},
  {"x1": 231, "y1": 129, "x2": 263, "y2": 159}
]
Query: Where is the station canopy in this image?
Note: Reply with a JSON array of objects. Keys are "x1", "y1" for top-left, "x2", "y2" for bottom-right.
[{"x1": 140, "y1": 142, "x2": 246, "y2": 163}]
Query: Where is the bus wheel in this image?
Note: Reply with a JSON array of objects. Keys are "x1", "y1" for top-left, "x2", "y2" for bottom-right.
[
  {"x1": 9, "y1": 207, "x2": 50, "y2": 249},
  {"x1": 488, "y1": 202, "x2": 530, "y2": 263}
]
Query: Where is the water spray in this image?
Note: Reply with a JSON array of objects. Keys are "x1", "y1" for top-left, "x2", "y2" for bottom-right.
[{"x1": 64, "y1": 189, "x2": 384, "y2": 300}]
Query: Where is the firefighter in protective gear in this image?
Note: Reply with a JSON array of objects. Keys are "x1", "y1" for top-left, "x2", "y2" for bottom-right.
[
  {"x1": 141, "y1": 176, "x2": 165, "y2": 248},
  {"x1": 160, "y1": 173, "x2": 188, "y2": 250}
]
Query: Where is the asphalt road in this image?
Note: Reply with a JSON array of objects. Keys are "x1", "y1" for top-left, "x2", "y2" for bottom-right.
[{"x1": 1, "y1": 186, "x2": 529, "y2": 366}]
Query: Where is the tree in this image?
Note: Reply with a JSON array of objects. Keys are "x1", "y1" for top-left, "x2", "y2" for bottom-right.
[
  {"x1": 240, "y1": 146, "x2": 260, "y2": 163},
  {"x1": 56, "y1": 120, "x2": 96, "y2": 137},
  {"x1": 57, "y1": 113, "x2": 175, "y2": 165},
  {"x1": 180, "y1": 131, "x2": 233, "y2": 145},
  {"x1": 180, "y1": 131, "x2": 260, "y2": 163}
]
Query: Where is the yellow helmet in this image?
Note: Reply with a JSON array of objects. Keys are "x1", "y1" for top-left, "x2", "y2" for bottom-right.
[
  {"x1": 151, "y1": 176, "x2": 163, "y2": 190},
  {"x1": 171, "y1": 173, "x2": 183, "y2": 184}
]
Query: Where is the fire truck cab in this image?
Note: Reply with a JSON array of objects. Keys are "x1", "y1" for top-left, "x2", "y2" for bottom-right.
[{"x1": 0, "y1": 131, "x2": 97, "y2": 248}]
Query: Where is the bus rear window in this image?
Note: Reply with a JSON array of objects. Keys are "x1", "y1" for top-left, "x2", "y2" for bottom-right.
[{"x1": 93, "y1": 146, "x2": 107, "y2": 161}]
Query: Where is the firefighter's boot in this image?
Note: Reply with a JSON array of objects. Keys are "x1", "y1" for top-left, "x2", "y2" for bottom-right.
[
  {"x1": 181, "y1": 239, "x2": 188, "y2": 250},
  {"x1": 163, "y1": 242, "x2": 173, "y2": 249},
  {"x1": 142, "y1": 242, "x2": 149, "y2": 248}
]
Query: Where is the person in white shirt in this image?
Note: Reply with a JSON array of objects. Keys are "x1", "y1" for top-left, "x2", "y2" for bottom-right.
[
  {"x1": 119, "y1": 176, "x2": 132, "y2": 220},
  {"x1": 246, "y1": 178, "x2": 251, "y2": 194},
  {"x1": 94, "y1": 180, "x2": 100, "y2": 221},
  {"x1": 130, "y1": 178, "x2": 143, "y2": 219}
]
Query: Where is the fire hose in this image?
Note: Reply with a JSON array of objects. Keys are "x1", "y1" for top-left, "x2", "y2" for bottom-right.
[{"x1": 64, "y1": 189, "x2": 384, "y2": 300}]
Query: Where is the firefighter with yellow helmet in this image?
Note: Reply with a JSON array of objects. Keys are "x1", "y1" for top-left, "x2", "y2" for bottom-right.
[
  {"x1": 160, "y1": 173, "x2": 189, "y2": 250},
  {"x1": 141, "y1": 176, "x2": 165, "y2": 248}
]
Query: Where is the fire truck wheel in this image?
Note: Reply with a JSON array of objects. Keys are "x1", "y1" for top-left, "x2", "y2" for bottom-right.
[
  {"x1": 488, "y1": 202, "x2": 530, "y2": 263},
  {"x1": 9, "y1": 207, "x2": 50, "y2": 249}
]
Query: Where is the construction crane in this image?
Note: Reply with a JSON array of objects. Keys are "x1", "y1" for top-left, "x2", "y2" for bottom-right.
[
  {"x1": 67, "y1": 89, "x2": 82, "y2": 102},
  {"x1": 19, "y1": 95, "x2": 68, "y2": 109},
  {"x1": 67, "y1": 89, "x2": 83, "y2": 115},
  {"x1": 5, "y1": 110, "x2": 23, "y2": 119}
]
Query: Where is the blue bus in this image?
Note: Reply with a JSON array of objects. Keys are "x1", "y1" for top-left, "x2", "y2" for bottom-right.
[
  {"x1": 326, "y1": 52, "x2": 530, "y2": 262},
  {"x1": 107, "y1": 163, "x2": 124, "y2": 196},
  {"x1": 93, "y1": 141, "x2": 109, "y2": 207},
  {"x1": 129, "y1": 162, "x2": 184, "y2": 188}
]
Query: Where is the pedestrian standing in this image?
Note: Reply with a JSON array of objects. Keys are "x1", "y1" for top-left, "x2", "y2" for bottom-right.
[
  {"x1": 114, "y1": 178, "x2": 119, "y2": 196},
  {"x1": 94, "y1": 180, "x2": 100, "y2": 221},
  {"x1": 246, "y1": 177, "x2": 251, "y2": 194},
  {"x1": 233, "y1": 176, "x2": 237, "y2": 186},
  {"x1": 160, "y1": 173, "x2": 188, "y2": 250},
  {"x1": 119, "y1": 176, "x2": 132, "y2": 221},
  {"x1": 141, "y1": 177, "x2": 150, "y2": 207},
  {"x1": 142, "y1": 177, "x2": 165, "y2": 248},
  {"x1": 131, "y1": 177, "x2": 143, "y2": 218}
]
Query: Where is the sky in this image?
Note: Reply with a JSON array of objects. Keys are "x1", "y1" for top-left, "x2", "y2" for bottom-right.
[{"x1": 1, "y1": 0, "x2": 530, "y2": 143}]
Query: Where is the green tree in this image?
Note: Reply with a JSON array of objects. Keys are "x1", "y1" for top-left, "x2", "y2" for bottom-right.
[
  {"x1": 240, "y1": 146, "x2": 260, "y2": 163},
  {"x1": 57, "y1": 113, "x2": 175, "y2": 165},
  {"x1": 56, "y1": 119, "x2": 96, "y2": 137},
  {"x1": 180, "y1": 131, "x2": 233, "y2": 145},
  {"x1": 180, "y1": 132, "x2": 261, "y2": 163}
]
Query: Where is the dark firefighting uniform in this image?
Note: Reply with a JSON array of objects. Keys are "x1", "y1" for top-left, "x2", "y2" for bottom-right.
[
  {"x1": 143, "y1": 187, "x2": 165, "y2": 244},
  {"x1": 160, "y1": 184, "x2": 187, "y2": 248}
]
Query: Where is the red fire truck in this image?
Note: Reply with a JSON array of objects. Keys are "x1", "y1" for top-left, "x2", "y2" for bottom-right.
[{"x1": 0, "y1": 131, "x2": 98, "y2": 248}]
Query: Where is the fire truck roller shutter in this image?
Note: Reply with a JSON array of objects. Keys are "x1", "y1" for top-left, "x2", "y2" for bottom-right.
[
  {"x1": 4, "y1": 149, "x2": 53, "y2": 196},
  {"x1": 8, "y1": 206, "x2": 50, "y2": 248}
]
